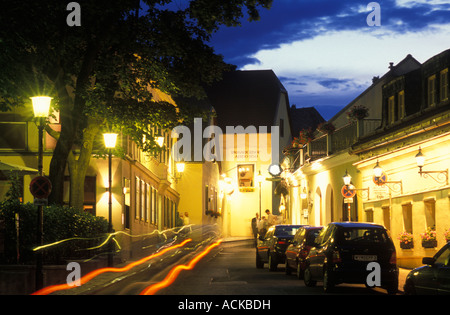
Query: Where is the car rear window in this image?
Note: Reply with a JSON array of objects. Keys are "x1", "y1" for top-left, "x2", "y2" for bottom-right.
[
  {"x1": 338, "y1": 228, "x2": 389, "y2": 244},
  {"x1": 276, "y1": 226, "x2": 300, "y2": 236}
]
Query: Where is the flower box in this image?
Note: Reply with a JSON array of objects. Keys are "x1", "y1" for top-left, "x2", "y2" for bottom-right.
[
  {"x1": 422, "y1": 239, "x2": 438, "y2": 248},
  {"x1": 400, "y1": 241, "x2": 414, "y2": 249}
]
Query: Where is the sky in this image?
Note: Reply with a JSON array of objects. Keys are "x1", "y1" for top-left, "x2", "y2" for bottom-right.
[{"x1": 207, "y1": 0, "x2": 450, "y2": 121}]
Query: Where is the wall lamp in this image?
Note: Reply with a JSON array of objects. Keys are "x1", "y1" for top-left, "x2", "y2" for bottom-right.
[
  {"x1": 415, "y1": 147, "x2": 448, "y2": 185},
  {"x1": 342, "y1": 170, "x2": 370, "y2": 200},
  {"x1": 174, "y1": 160, "x2": 185, "y2": 182},
  {"x1": 373, "y1": 161, "x2": 403, "y2": 194}
]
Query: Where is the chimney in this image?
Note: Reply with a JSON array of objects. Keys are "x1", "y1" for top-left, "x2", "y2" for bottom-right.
[{"x1": 389, "y1": 62, "x2": 394, "y2": 70}]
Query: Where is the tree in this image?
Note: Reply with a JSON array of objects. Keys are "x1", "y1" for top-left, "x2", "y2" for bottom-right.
[{"x1": 0, "y1": 0, "x2": 272, "y2": 209}]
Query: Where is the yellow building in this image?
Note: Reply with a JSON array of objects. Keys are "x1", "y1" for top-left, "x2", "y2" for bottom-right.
[
  {"x1": 285, "y1": 49, "x2": 450, "y2": 269},
  {"x1": 207, "y1": 70, "x2": 293, "y2": 238}
]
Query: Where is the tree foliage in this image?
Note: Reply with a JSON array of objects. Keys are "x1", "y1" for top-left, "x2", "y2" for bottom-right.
[{"x1": 0, "y1": 0, "x2": 272, "y2": 207}]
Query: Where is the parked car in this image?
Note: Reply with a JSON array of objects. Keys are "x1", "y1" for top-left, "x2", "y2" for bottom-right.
[
  {"x1": 304, "y1": 222, "x2": 398, "y2": 294},
  {"x1": 404, "y1": 241, "x2": 450, "y2": 295},
  {"x1": 285, "y1": 226, "x2": 323, "y2": 279},
  {"x1": 256, "y1": 225, "x2": 303, "y2": 271}
]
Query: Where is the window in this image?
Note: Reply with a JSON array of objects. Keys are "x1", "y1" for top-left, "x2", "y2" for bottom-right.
[
  {"x1": 402, "y1": 202, "x2": 413, "y2": 234},
  {"x1": 237, "y1": 164, "x2": 254, "y2": 187},
  {"x1": 428, "y1": 75, "x2": 437, "y2": 107},
  {"x1": 0, "y1": 123, "x2": 27, "y2": 150},
  {"x1": 280, "y1": 119, "x2": 285, "y2": 138},
  {"x1": 388, "y1": 96, "x2": 396, "y2": 124},
  {"x1": 382, "y1": 205, "x2": 391, "y2": 231},
  {"x1": 365, "y1": 208, "x2": 374, "y2": 223},
  {"x1": 424, "y1": 199, "x2": 436, "y2": 230},
  {"x1": 398, "y1": 91, "x2": 405, "y2": 119},
  {"x1": 151, "y1": 187, "x2": 157, "y2": 225},
  {"x1": 135, "y1": 177, "x2": 141, "y2": 220},
  {"x1": 440, "y1": 68, "x2": 449, "y2": 101}
]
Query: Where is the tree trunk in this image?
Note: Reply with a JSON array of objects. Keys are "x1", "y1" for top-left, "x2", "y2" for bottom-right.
[{"x1": 68, "y1": 116, "x2": 104, "y2": 210}]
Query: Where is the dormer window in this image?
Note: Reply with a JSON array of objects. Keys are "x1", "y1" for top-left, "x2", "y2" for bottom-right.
[
  {"x1": 427, "y1": 75, "x2": 437, "y2": 107},
  {"x1": 440, "y1": 68, "x2": 448, "y2": 102}
]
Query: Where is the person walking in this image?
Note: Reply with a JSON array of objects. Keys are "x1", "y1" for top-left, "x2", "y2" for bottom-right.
[{"x1": 251, "y1": 213, "x2": 259, "y2": 246}]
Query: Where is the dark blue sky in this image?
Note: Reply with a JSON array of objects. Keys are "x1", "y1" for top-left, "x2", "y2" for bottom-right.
[{"x1": 207, "y1": 0, "x2": 450, "y2": 120}]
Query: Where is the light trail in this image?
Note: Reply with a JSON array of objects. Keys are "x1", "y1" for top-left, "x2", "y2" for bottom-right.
[
  {"x1": 31, "y1": 238, "x2": 192, "y2": 295},
  {"x1": 140, "y1": 239, "x2": 223, "y2": 295}
]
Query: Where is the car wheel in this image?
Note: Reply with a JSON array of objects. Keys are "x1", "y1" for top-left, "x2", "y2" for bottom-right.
[
  {"x1": 303, "y1": 266, "x2": 316, "y2": 287},
  {"x1": 323, "y1": 267, "x2": 334, "y2": 293},
  {"x1": 386, "y1": 279, "x2": 399, "y2": 295},
  {"x1": 268, "y1": 252, "x2": 278, "y2": 271},
  {"x1": 256, "y1": 250, "x2": 264, "y2": 269},
  {"x1": 296, "y1": 262, "x2": 304, "y2": 280},
  {"x1": 285, "y1": 260, "x2": 292, "y2": 275}
]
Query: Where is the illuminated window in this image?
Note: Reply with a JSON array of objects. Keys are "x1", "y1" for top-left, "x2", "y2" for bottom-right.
[
  {"x1": 398, "y1": 91, "x2": 405, "y2": 119},
  {"x1": 238, "y1": 164, "x2": 254, "y2": 187},
  {"x1": 135, "y1": 177, "x2": 141, "y2": 220},
  {"x1": 440, "y1": 68, "x2": 448, "y2": 101},
  {"x1": 428, "y1": 75, "x2": 437, "y2": 107},
  {"x1": 388, "y1": 96, "x2": 396, "y2": 124}
]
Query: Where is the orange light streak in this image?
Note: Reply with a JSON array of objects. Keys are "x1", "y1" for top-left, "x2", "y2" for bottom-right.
[
  {"x1": 31, "y1": 238, "x2": 192, "y2": 295},
  {"x1": 140, "y1": 239, "x2": 223, "y2": 295}
]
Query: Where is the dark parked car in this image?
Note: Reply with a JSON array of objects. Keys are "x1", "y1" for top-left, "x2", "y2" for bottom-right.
[
  {"x1": 256, "y1": 225, "x2": 303, "y2": 271},
  {"x1": 404, "y1": 242, "x2": 450, "y2": 295},
  {"x1": 304, "y1": 222, "x2": 398, "y2": 294},
  {"x1": 285, "y1": 226, "x2": 323, "y2": 278}
]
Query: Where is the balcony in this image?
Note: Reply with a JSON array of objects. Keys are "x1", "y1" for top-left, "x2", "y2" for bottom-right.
[{"x1": 305, "y1": 119, "x2": 381, "y2": 162}]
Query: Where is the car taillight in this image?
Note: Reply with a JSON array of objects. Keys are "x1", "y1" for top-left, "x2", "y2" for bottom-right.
[
  {"x1": 389, "y1": 251, "x2": 397, "y2": 265},
  {"x1": 300, "y1": 246, "x2": 311, "y2": 259},
  {"x1": 332, "y1": 250, "x2": 341, "y2": 263},
  {"x1": 278, "y1": 240, "x2": 286, "y2": 245}
]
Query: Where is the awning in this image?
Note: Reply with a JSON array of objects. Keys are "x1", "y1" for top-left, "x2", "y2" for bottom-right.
[{"x1": 0, "y1": 161, "x2": 39, "y2": 178}]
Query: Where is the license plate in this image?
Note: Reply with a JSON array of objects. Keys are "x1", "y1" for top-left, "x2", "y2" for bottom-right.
[{"x1": 353, "y1": 255, "x2": 377, "y2": 262}]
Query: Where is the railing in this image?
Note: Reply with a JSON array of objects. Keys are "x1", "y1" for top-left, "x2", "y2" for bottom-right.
[{"x1": 304, "y1": 119, "x2": 381, "y2": 162}]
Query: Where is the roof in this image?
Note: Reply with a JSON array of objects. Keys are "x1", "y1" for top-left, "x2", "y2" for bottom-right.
[
  {"x1": 206, "y1": 70, "x2": 289, "y2": 131},
  {"x1": 289, "y1": 106, "x2": 325, "y2": 136}
]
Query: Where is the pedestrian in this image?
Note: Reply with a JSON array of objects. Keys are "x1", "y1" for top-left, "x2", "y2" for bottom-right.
[
  {"x1": 265, "y1": 209, "x2": 277, "y2": 226},
  {"x1": 251, "y1": 213, "x2": 259, "y2": 246},
  {"x1": 183, "y1": 212, "x2": 190, "y2": 225},
  {"x1": 258, "y1": 216, "x2": 268, "y2": 237}
]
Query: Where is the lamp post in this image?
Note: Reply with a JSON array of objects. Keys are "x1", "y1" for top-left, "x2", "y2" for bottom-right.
[
  {"x1": 30, "y1": 96, "x2": 52, "y2": 291},
  {"x1": 103, "y1": 132, "x2": 118, "y2": 267},
  {"x1": 256, "y1": 171, "x2": 264, "y2": 218}
]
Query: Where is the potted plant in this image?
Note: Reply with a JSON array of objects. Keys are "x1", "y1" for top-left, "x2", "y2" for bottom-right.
[
  {"x1": 347, "y1": 105, "x2": 369, "y2": 122},
  {"x1": 421, "y1": 226, "x2": 437, "y2": 248},
  {"x1": 317, "y1": 122, "x2": 336, "y2": 134},
  {"x1": 398, "y1": 231, "x2": 414, "y2": 249}
]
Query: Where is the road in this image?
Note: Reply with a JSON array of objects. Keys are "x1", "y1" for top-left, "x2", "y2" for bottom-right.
[{"x1": 137, "y1": 240, "x2": 388, "y2": 296}]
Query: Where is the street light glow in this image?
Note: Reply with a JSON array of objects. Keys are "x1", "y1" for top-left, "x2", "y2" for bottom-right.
[{"x1": 30, "y1": 96, "x2": 52, "y2": 118}]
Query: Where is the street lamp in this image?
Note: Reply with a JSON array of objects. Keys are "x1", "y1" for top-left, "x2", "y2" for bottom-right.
[
  {"x1": 30, "y1": 96, "x2": 52, "y2": 291},
  {"x1": 343, "y1": 170, "x2": 352, "y2": 186},
  {"x1": 174, "y1": 160, "x2": 186, "y2": 182},
  {"x1": 103, "y1": 132, "x2": 118, "y2": 267}
]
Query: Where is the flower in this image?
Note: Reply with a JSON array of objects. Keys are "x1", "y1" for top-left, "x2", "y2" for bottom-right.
[
  {"x1": 347, "y1": 105, "x2": 369, "y2": 121},
  {"x1": 420, "y1": 226, "x2": 437, "y2": 241},
  {"x1": 444, "y1": 228, "x2": 450, "y2": 242},
  {"x1": 317, "y1": 122, "x2": 336, "y2": 134},
  {"x1": 398, "y1": 231, "x2": 413, "y2": 244}
]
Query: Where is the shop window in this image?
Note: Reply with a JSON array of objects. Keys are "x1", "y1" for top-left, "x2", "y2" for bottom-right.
[
  {"x1": 402, "y1": 202, "x2": 413, "y2": 234},
  {"x1": 440, "y1": 69, "x2": 448, "y2": 102},
  {"x1": 238, "y1": 164, "x2": 254, "y2": 187}
]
